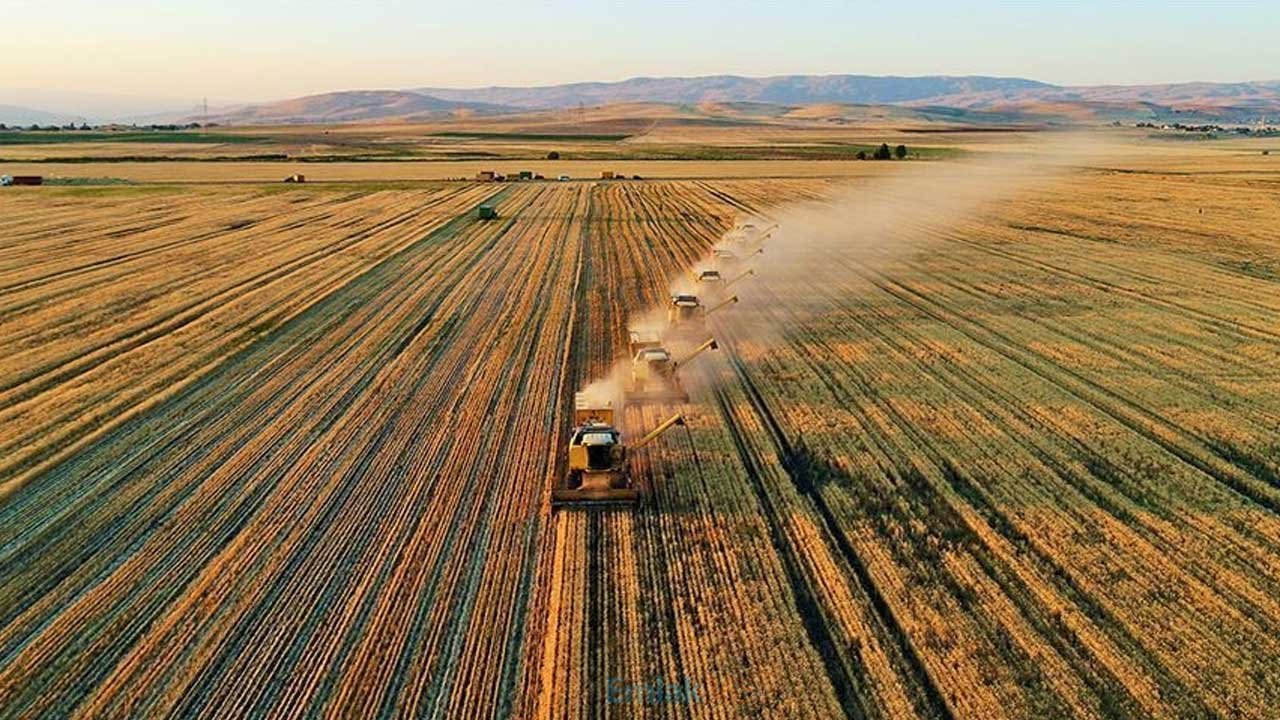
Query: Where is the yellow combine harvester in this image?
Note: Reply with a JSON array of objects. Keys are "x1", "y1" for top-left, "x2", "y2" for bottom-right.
[
  {"x1": 553, "y1": 393, "x2": 685, "y2": 507},
  {"x1": 712, "y1": 246, "x2": 763, "y2": 271},
  {"x1": 732, "y1": 222, "x2": 776, "y2": 250},
  {"x1": 692, "y1": 269, "x2": 731, "y2": 302},
  {"x1": 624, "y1": 334, "x2": 719, "y2": 403},
  {"x1": 666, "y1": 293, "x2": 737, "y2": 338},
  {"x1": 697, "y1": 266, "x2": 755, "y2": 294}
]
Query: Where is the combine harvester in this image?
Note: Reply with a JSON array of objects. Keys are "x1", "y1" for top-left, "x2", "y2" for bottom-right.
[
  {"x1": 552, "y1": 394, "x2": 686, "y2": 507},
  {"x1": 712, "y1": 246, "x2": 763, "y2": 273},
  {"x1": 666, "y1": 293, "x2": 737, "y2": 340},
  {"x1": 730, "y1": 222, "x2": 776, "y2": 252},
  {"x1": 624, "y1": 332, "x2": 719, "y2": 403},
  {"x1": 692, "y1": 268, "x2": 755, "y2": 298}
]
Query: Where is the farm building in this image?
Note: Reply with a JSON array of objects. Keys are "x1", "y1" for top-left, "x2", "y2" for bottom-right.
[
  {"x1": 476, "y1": 170, "x2": 496, "y2": 182},
  {"x1": 283, "y1": 174, "x2": 306, "y2": 183},
  {"x1": 2, "y1": 175, "x2": 43, "y2": 186},
  {"x1": 601, "y1": 170, "x2": 615, "y2": 179}
]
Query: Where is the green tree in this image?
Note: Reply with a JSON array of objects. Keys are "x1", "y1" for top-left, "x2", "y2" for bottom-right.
[
  {"x1": 546, "y1": 150, "x2": 560, "y2": 160},
  {"x1": 856, "y1": 150, "x2": 867, "y2": 160},
  {"x1": 874, "y1": 143, "x2": 891, "y2": 160},
  {"x1": 894, "y1": 144, "x2": 908, "y2": 159}
]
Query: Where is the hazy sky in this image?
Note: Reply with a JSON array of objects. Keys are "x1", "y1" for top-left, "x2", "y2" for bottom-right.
[{"x1": 5, "y1": 0, "x2": 1279, "y2": 103}]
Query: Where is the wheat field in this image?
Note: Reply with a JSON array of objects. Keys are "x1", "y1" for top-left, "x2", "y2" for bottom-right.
[{"x1": 2, "y1": 146, "x2": 1279, "y2": 717}]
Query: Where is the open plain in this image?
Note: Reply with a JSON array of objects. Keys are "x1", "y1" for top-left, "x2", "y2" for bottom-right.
[{"x1": 2, "y1": 122, "x2": 1280, "y2": 718}]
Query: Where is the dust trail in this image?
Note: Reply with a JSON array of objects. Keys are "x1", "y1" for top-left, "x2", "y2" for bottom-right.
[
  {"x1": 579, "y1": 132, "x2": 1124, "y2": 409},
  {"x1": 701, "y1": 133, "x2": 1121, "y2": 357},
  {"x1": 576, "y1": 360, "x2": 629, "y2": 425}
]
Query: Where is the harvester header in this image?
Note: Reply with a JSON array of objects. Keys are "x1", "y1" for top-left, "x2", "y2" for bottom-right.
[{"x1": 706, "y1": 295, "x2": 738, "y2": 316}]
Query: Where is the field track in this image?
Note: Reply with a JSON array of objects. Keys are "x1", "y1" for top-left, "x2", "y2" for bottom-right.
[{"x1": 2, "y1": 168, "x2": 1280, "y2": 718}]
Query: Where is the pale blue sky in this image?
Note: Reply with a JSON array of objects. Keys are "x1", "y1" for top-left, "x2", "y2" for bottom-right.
[{"x1": 5, "y1": 0, "x2": 1278, "y2": 102}]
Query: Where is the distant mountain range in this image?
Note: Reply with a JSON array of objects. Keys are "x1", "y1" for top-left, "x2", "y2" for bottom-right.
[
  {"x1": 6, "y1": 74, "x2": 1280, "y2": 127},
  {"x1": 408, "y1": 74, "x2": 1280, "y2": 124},
  {"x1": 413, "y1": 74, "x2": 1057, "y2": 108},
  {"x1": 0, "y1": 104, "x2": 84, "y2": 127},
  {"x1": 0, "y1": 88, "x2": 221, "y2": 126}
]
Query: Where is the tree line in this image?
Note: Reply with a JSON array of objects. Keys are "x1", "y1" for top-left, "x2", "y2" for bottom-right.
[
  {"x1": 856, "y1": 143, "x2": 909, "y2": 161},
  {"x1": 0, "y1": 122, "x2": 212, "y2": 132}
]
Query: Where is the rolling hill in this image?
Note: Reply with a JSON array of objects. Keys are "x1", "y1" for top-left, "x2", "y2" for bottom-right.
[{"x1": 202, "y1": 90, "x2": 514, "y2": 125}]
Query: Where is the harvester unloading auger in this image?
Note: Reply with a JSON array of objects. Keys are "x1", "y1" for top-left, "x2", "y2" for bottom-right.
[
  {"x1": 723, "y1": 268, "x2": 755, "y2": 290},
  {"x1": 624, "y1": 336, "x2": 719, "y2": 403},
  {"x1": 552, "y1": 393, "x2": 686, "y2": 507}
]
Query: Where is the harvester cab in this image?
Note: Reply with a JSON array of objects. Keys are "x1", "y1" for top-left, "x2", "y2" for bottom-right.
[
  {"x1": 553, "y1": 393, "x2": 686, "y2": 508},
  {"x1": 695, "y1": 269, "x2": 723, "y2": 285}
]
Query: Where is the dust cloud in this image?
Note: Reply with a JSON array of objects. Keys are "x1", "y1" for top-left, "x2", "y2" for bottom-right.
[
  {"x1": 705, "y1": 132, "x2": 1122, "y2": 344},
  {"x1": 576, "y1": 360, "x2": 628, "y2": 418},
  {"x1": 578, "y1": 131, "x2": 1128, "y2": 417}
]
